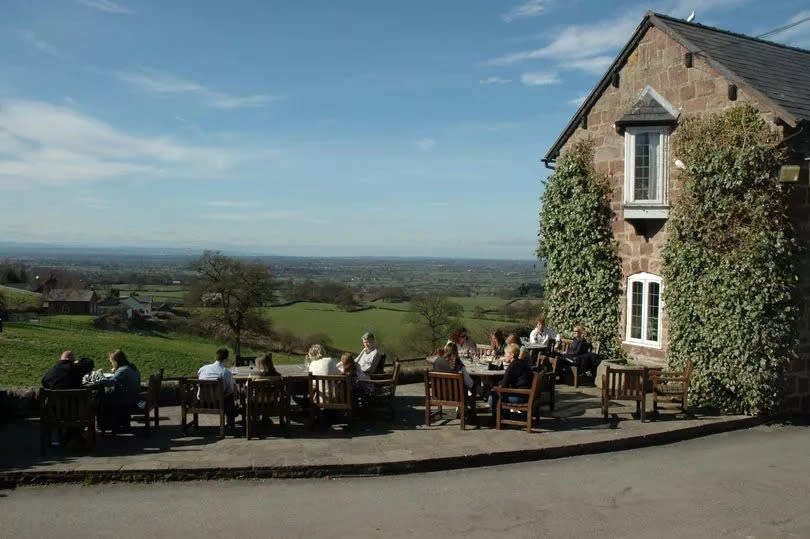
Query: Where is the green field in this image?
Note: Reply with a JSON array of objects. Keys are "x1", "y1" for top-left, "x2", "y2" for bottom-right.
[
  {"x1": 262, "y1": 298, "x2": 537, "y2": 353},
  {"x1": 103, "y1": 284, "x2": 187, "y2": 303},
  {"x1": 0, "y1": 285, "x2": 42, "y2": 309},
  {"x1": 0, "y1": 319, "x2": 297, "y2": 388}
]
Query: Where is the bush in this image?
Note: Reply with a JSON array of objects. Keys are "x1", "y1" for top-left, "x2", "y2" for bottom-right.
[
  {"x1": 538, "y1": 138, "x2": 623, "y2": 358},
  {"x1": 663, "y1": 105, "x2": 797, "y2": 415}
]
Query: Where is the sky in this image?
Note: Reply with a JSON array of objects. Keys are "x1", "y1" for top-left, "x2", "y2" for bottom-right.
[{"x1": 1, "y1": 0, "x2": 809, "y2": 259}]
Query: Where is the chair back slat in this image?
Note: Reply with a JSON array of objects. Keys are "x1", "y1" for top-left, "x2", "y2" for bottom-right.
[
  {"x1": 183, "y1": 379, "x2": 225, "y2": 412},
  {"x1": 41, "y1": 389, "x2": 93, "y2": 423},
  {"x1": 308, "y1": 374, "x2": 352, "y2": 410},
  {"x1": 426, "y1": 371, "x2": 465, "y2": 406}
]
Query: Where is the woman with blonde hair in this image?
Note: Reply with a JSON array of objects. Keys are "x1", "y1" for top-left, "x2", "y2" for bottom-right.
[
  {"x1": 306, "y1": 343, "x2": 339, "y2": 375},
  {"x1": 488, "y1": 342, "x2": 533, "y2": 411}
]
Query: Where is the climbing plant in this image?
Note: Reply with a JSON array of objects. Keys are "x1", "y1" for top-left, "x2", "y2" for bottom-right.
[
  {"x1": 662, "y1": 104, "x2": 797, "y2": 415},
  {"x1": 538, "y1": 138, "x2": 623, "y2": 359}
]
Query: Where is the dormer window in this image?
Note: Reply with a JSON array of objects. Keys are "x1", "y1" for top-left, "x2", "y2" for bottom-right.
[{"x1": 616, "y1": 86, "x2": 679, "y2": 220}]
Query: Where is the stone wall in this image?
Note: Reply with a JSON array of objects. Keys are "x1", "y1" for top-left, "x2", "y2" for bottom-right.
[
  {"x1": 559, "y1": 25, "x2": 785, "y2": 365},
  {"x1": 555, "y1": 25, "x2": 810, "y2": 413}
]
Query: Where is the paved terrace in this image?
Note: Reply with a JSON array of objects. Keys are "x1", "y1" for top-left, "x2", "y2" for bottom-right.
[{"x1": 0, "y1": 383, "x2": 759, "y2": 484}]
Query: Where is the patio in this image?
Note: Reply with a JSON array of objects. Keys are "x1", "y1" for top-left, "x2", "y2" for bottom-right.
[{"x1": 0, "y1": 382, "x2": 760, "y2": 484}]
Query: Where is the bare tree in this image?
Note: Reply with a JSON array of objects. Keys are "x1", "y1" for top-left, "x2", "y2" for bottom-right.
[
  {"x1": 406, "y1": 293, "x2": 462, "y2": 352},
  {"x1": 193, "y1": 251, "x2": 276, "y2": 358}
]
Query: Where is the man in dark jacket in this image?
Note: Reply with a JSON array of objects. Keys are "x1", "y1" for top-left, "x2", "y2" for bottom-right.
[
  {"x1": 558, "y1": 325, "x2": 600, "y2": 373},
  {"x1": 41, "y1": 351, "x2": 94, "y2": 390}
]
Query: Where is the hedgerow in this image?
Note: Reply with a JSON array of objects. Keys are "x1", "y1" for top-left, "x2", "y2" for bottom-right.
[
  {"x1": 662, "y1": 105, "x2": 797, "y2": 414},
  {"x1": 538, "y1": 138, "x2": 623, "y2": 359}
]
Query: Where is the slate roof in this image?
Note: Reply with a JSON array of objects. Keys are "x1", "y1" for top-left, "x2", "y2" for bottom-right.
[
  {"x1": 544, "y1": 11, "x2": 810, "y2": 162},
  {"x1": 46, "y1": 289, "x2": 97, "y2": 302},
  {"x1": 616, "y1": 87, "x2": 680, "y2": 126}
]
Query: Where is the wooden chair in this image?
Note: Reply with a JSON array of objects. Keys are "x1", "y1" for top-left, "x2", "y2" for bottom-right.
[
  {"x1": 308, "y1": 374, "x2": 353, "y2": 429},
  {"x1": 134, "y1": 369, "x2": 163, "y2": 436},
  {"x1": 424, "y1": 371, "x2": 476, "y2": 430},
  {"x1": 601, "y1": 365, "x2": 648, "y2": 422},
  {"x1": 40, "y1": 388, "x2": 96, "y2": 455},
  {"x1": 245, "y1": 378, "x2": 288, "y2": 438},
  {"x1": 492, "y1": 371, "x2": 555, "y2": 432},
  {"x1": 372, "y1": 353, "x2": 387, "y2": 375},
  {"x1": 651, "y1": 360, "x2": 693, "y2": 418},
  {"x1": 181, "y1": 378, "x2": 227, "y2": 438},
  {"x1": 359, "y1": 360, "x2": 401, "y2": 415}
]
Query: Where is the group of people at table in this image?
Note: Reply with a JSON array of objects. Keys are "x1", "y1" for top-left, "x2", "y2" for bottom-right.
[
  {"x1": 431, "y1": 318, "x2": 601, "y2": 411},
  {"x1": 39, "y1": 319, "x2": 598, "y2": 431},
  {"x1": 39, "y1": 332, "x2": 384, "y2": 431}
]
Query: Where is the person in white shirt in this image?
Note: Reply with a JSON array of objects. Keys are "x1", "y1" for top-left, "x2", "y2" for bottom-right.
[
  {"x1": 355, "y1": 332, "x2": 382, "y2": 374},
  {"x1": 529, "y1": 317, "x2": 557, "y2": 349},
  {"x1": 306, "y1": 344, "x2": 339, "y2": 376},
  {"x1": 197, "y1": 347, "x2": 237, "y2": 426}
]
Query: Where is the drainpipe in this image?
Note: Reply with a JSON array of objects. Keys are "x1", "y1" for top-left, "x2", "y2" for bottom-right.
[{"x1": 541, "y1": 158, "x2": 556, "y2": 170}]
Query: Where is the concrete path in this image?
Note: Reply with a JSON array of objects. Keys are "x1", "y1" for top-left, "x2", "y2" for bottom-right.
[
  {"x1": 0, "y1": 383, "x2": 759, "y2": 484},
  {"x1": 2, "y1": 425, "x2": 808, "y2": 538}
]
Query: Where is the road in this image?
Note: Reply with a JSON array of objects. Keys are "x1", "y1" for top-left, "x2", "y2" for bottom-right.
[{"x1": 2, "y1": 425, "x2": 809, "y2": 538}]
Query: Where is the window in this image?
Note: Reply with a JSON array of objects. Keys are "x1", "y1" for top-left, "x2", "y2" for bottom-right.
[
  {"x1": 625, "y1": 272, "x2": 662, "y2": 348},
  {"x1": 624, "y1": 127, "x2": 668, "y2": 207}
]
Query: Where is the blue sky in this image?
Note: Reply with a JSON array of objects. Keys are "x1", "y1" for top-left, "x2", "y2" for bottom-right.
[{"x1": 1, "y1": 0, "x2": 808, "y2": 259}]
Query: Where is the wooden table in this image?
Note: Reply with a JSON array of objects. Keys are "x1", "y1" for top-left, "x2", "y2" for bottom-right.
[{"x1": 230, "y1": 364, "x2": 309, "y2": 380}]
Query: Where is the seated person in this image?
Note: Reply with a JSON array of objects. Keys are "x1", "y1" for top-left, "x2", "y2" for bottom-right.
[
  {"x1": 250, "y1": 353, "x2": 280, "y2": 379},
  {"x1": 529, "y1": 317, "x2": 557, "y2": 349},
  {"x1": 198, "y1": 347, "x2": 238, "y2": 427},
  {"x1": 355, "y1": 332, "x2": 382, "y2": 374},
  {"x1": 97, "y1": 349, "x2": 142, "y2": 431},
  {"x1": 557, "y1": 325, "x2": 600, "y2": 373},
  {"x1": 448, "y1": 327, "x2": 477, "y2": 358},
  {"x1": 432, "y1": 342, "x2": 473, "y2": 389},
  {"x1": 42, "y1": 350, "x2": 94, "y2": 390},
  {"x1": 306, "y1": 344, "x2": 339, "y2": 375},
  {"x1": 489, "y1": 329, "x2": 506, "y2": 357},
  {"x1": 338, "y1": 352, "x2": 373, "y2": 396},
  {"x1": 488, "y1": 343, "x2": 533, "y2": 410}
]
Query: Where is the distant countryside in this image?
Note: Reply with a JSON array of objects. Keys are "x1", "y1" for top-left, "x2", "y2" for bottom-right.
[{"x1": 0, "y1": 246, "x2": 543, "y2": 387}]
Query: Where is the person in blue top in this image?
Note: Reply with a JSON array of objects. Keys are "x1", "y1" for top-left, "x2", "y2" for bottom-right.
[{"x1": 99, "y1": 349, "x2": 142, "y2": 431}]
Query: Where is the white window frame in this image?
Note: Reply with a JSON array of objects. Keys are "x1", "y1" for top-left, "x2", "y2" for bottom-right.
[
  {"x1": 623, "y1": 126, "x2": 669, "y2": 206},
  {"x1": 624, "y1": 272, "x2": 663, "y2": 349}
]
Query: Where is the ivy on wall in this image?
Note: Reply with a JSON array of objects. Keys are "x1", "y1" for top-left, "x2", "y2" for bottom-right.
[
  {"x1": 538, "y1": 138, "x2": 623, "y2": 359},
  {"x1": 663, "y1": 104, "x2": 797, "y2": 415}
]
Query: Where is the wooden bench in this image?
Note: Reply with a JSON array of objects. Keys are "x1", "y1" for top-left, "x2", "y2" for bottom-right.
[
  {"x1": 308, "y1": 374, "x2": 353, "y2": 430},
  {"x1": 40, "y1": 388, "x2": 96, "y2": 455},
  {"x1": 492, "y1": 371, "x2": 556, "y2": 433},
  {"x1": 181, "y1": 378, "x2": 227, "y2": 438},
  {"x1": 424, "y1": 371, "x2": 476, "y2": 430},
  {"x1": 601, "y1": 365, "x2": 648, "y2": 422}
]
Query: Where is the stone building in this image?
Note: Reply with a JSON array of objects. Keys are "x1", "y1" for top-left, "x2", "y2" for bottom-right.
[
  {"x1": 543, "y1": 12, "x2": 810, "y2": 412},
  {"x1": 45, "y1": 289, "x2": 99, "y2": 315}
]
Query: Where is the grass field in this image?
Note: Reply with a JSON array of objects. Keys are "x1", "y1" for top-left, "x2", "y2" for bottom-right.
[
  {"x1": 0, "y1": 319, "x2": 297, "y2": 388},
  {"x1": 102, "y1": 284, "x2": 187, "y2": 303},
  {"x1": 0, "y1": 285, "x2": 42, "y2": 309},
  {"x1": 261, "y1": 300, "x2": 529, "y2": 353}
]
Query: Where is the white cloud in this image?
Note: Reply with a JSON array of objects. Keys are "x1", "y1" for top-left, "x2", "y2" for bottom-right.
[
  {"x1": 567, "y1": 92, "x2": 590, "y2": 106},
  {"x1": 114, "y1": 68, "x2": 279, "y2": 109},
  {"x1": 503, "y1": 0, "x2": 549, "y2": 22},
  {"x1": 22, "y1": 31, "x2": 62, "y2": 58},
  {"x1": 564, "y1": 55, "x2": 614, "y2": 75},
  {"x1": 207, "y1": 201, "x2": 263, "y2": 208},
  {"x1": 487, "y1": 11, "x2": 639, "y2": 66},
  {"x1": 479, "y1": 76, "x2": 512, "y2": 85},
  {"x1": 77, "y1": 0, "x2": 132, "y2": 14},
  {"x1": 416, "y1": 137, "x2": 436, "y2": 151},
  {"x1": 0, "y1": 99, "x2": 235, "y2": 186},
  {"x1": 210, "y1": 211, "x2": 301, "y2": 222},
  {"x1": 520, "y1": 71, "x2": 560, "y2": 86}
]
